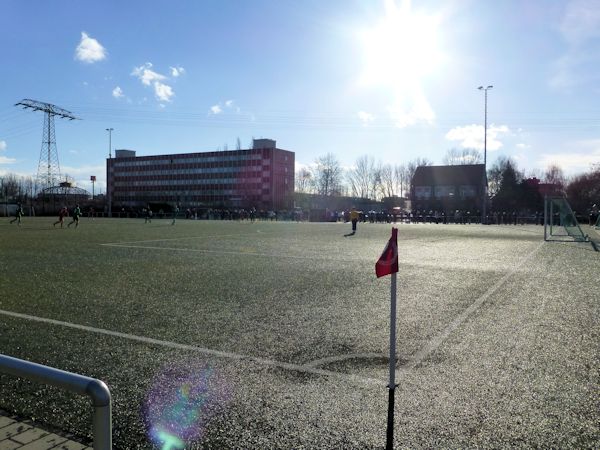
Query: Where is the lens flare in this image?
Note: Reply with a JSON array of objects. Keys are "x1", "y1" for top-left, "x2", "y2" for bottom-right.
[{"x1": 144, "y1": 360, "x2": 232, "y2": 449}]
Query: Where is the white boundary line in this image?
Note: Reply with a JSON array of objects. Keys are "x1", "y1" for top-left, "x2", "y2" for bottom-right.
[
  {"x1": 101, "y1": 232, "x2": 270, "y2": 246},
  {"x1": 0, "y1": 308, "x2": 380, "y2": 386},
  {"x1": 100, "y1": 243, "x2": 336, "y2": 260},
  {"x1": 1, "y1": 242, "x2": 544, "y2": 383},
  {"x1": 402, "y1": 241, "x2": 545, "y2": 370}
]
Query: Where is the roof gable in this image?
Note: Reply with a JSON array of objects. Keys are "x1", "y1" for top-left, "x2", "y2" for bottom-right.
[{"x1": 413, "y1": 164, "x2": 486, "y2": 186}]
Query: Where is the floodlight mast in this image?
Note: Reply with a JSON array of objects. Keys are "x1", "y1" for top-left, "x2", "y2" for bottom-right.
[
  {"x1": 15, "y1": 99, "x2": 80, "y2": 190},
  {"x1": 477, "y1": 85, "x2": 493, "y2": 224}
]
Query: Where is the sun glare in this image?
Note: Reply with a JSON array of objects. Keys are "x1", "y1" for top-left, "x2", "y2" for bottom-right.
[
  {"x1": 360, "y1": 0, "x2": 442, "y2": 87},
  {"x1": 357, "y1": 0, "x2": 443, "y2": 127}
]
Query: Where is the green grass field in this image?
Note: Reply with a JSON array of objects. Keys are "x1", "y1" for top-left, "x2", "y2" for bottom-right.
[{"x1": 1, "y1": 217, "x2": 598, "y2": 449}]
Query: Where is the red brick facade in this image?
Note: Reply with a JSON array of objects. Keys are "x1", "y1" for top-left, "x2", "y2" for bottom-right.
[{"x1": 107, "y1": 144, "x2": 294, "y2": 210}]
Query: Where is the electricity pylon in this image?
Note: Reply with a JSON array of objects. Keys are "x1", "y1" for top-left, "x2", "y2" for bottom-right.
[{"x1": 15, "y1": 99, "x2": 79, "y2": 189}]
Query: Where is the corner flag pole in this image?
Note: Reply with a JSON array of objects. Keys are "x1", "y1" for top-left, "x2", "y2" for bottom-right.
[
  {"x1": 375, "y1": 227, "x2": 399, "y2": 450},
  {"x1": 386, "y1": 271, "x2": 397, "y2": 450}
]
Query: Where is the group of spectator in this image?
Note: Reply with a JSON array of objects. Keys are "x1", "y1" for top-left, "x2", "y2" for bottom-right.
[{"x1": 335, "y1": 209, "x2": 551, "y2": 226}]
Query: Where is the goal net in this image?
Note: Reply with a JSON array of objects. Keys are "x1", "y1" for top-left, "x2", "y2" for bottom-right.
[{"x1": 544, "y1": 196, "x2": 587, "y2": 242}]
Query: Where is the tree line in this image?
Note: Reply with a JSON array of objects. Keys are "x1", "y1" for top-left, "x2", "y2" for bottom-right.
[
  {"x1": 2, "y1": 148, "x2": 598, "y2": 214},
  {"x1": 0, "y1": 173, "x2": 38, "y2": 203},
  {"x1": 296, "y1": 153, "x2": 434, "y2": 199},
  {"x1": 296, "y1": 148, "x2": 599, "y2": 214}
]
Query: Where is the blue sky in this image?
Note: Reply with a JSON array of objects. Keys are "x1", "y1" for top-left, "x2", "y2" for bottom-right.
[{"x1": 1, "y1": 0, "x2": 599, "y2": 194}]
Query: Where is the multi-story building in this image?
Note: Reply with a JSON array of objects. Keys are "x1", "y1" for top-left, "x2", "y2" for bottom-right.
[
  {"x1": 410, "y1": 164, "x2": 487, "y2": 213},
  {"x1": 107, "y1": 139, "x2": 294, "y2": 212}
]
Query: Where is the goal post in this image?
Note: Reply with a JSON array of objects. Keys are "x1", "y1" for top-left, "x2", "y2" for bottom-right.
[
  {"x1": 544, "y1": 196, "x2": 586, "y2": 241},
  {"x1": 544, "y1": 196, "x2": 598, "y2": 251}
]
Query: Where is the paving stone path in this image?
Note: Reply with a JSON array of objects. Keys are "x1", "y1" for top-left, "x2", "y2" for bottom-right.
[{"x1": 0, "y1": 413, "x2": 91, "y2": 450}]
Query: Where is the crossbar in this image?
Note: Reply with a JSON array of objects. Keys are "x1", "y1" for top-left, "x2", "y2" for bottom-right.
[{"x1": 0, "y1": 354, "x2": 111, "y2": 450}]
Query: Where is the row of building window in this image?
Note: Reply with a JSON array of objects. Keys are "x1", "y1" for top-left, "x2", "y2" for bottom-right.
[
  {"x1": 114, "y1": 197, "x2": 266, "y2": 203},
  {"x1": 414, "y1": 185, "x2": 477, "y2": 199},
  {"x1": 114, "y1": 185, "x2": 267, "y2": 194},
  {"x1": 113, "y1": 178, "x2": 267, "y2": 187},
  {"x1": 110, "y1": 166, "x2": 268, "y2": 177},
  {"x1": 114, "y1": 189, "x2": 267, "y2": 198},
  {"x1": 112, "y1": 154, "x2": 265, "y2": 168}
]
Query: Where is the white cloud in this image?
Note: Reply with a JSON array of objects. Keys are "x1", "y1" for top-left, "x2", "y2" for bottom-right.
[
  {"x1": 357, "y1": 111, "x2": 375, "y2": 125},
  {"x1": 0, "y1": 140, "x2": 6, "y2": 151},
  {"x1": 170, "y1": 66, "x2": 186, "y2": 77},
  {"x1": 0, "y1": 156, "x2": 17, "y2": 164},
  {"x1": 62, "y1": 164, "x2": 105, "y2": 178},
  {"x1": 537, "y1": 139, "x2": 600, "y2": 174},
  {"x1": 445, "y1": 124, "x2": 510, "y2": 151},
  {"x1": 516, "y1": 143, "x2": 531, "y2": 149},
  {"x1": 75, "y1": 32, "x2": 107, "y2": 63},
  {"x1": 131, "y1": 62, "x2": 167, "y2": 86},
  {"x1": 209, "y1": 100, "x2": 242, "y2": 115},
  {"x1": 60, "y1": 165, "x2": 106, "y2": 193},
  {"x1": 388, "y1": 87, "x2": 435, "y2": 128},
  {"x1": 539, "y1": 151, "x2": 600, "y2": 174},
  {"x1": 112, "y1": 86, "x2": 124, "y2": 98},
  {"x1": 153, "y1": 82, "x2": 174, "y2": 102},
  {"x1": 131, "y1": 63, "x2": 175, "y2": 103},
  {"x1": 295, "y1": 161, "x2": 317, "y2": 174}
]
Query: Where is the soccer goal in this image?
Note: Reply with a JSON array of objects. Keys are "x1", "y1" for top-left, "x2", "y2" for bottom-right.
[{"x1": 544, "y1": 196, "x2": 598, "y2": 251}]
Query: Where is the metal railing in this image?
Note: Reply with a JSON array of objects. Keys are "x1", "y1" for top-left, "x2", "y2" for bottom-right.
[{"x1": 0, "y1": 354, "x2": 111, "y2": 450}]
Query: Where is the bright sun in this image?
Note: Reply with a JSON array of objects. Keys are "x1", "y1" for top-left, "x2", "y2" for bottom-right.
[
  {"x1": 357, "y1": 0, "x2": 443, "y2": 127},
  {"x1": 359, "y1": 0, "x2": 442, "y2": 88}
]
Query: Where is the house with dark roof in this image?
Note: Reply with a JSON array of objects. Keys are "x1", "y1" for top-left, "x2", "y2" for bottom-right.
[{"x1": 410, "y1": 164, "x2": 487, "y2": 213}]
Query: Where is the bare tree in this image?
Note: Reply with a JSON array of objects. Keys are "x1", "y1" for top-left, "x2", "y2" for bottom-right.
[
  {"x1": 378, "y1": 163, "x2": 405, "y2": 198},
  {"x1": 313, "y1": 153, "x2": 343, "y2": 196},
  {"x1": 295, "y1": 167, "x2": 314, "y2": 194},
  {"x1": 379, "y1": 164, "x2": 395, "y2": 198},
  {"x1": 544, "y1": 164, "x2": 566, "y2": 192},
  {"x1": 1, "y1": 174, "x2": 19, "y2": 200},
  {"x1": 389, "y1": 164, "x2": 405, "y2": 198},
  {"x1": 406, "y1": 158, "x2": 433, "y2": 194},
  {"x1": 525, "y1": 168, "x2": 544, "y2": 180},
  {"x1": 370, "y1": 161, "x2": 383, "y2": 200},
  {"x1": 347, "y1": 155, "x2": 376, "y2": 199},
  {"x1": 443, "y1": 148, "x2": 483, "y2": 165},
  {"x1": 566, "y1": 167, "x2": 600, "y2": 213}
]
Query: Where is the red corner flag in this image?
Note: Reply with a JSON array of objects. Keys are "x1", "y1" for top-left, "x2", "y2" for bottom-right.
[{"x1": 376, "y1": 227, "x2": 398, "y2": 278}]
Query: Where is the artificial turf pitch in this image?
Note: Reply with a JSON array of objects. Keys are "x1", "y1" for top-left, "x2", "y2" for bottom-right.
[{"x1": 0, "y1": 217, "x2": 598, "y2": 449}]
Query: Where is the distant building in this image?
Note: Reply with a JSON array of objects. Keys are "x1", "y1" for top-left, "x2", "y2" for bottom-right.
[
  {"x1": 410, "y1": 164, "x2": 487, "y2": 212},
  {"x1": 525, "y1": 177, "x2": 562, "y2": 197},
  {"x1": 106, "y1": 139, "x2": 294, "y2": 211}
]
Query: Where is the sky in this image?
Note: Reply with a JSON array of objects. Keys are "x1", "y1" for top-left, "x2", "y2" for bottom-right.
[{"x1": 1, "y1": 0, "x2": 600, "y2": 194}]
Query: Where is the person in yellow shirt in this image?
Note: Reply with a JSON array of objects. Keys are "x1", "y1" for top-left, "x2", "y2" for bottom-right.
[{"x1": 349, "y1": 206, "x2": 359, "y2": 234}]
